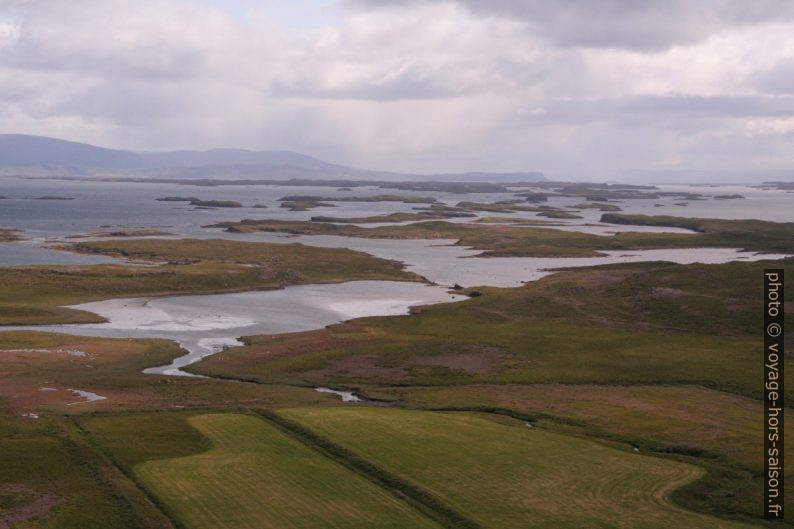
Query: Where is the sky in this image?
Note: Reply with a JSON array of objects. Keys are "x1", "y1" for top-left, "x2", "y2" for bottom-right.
[{"x1": 1, "y1": 0, "x2": 793, "y2": 180}]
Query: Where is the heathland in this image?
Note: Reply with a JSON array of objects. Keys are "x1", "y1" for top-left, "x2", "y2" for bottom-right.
[
  {"x1": 0, "y1": 238, "x2": 417, "y2": 325},
  {"x1": 1, "y1": 211, "x2": 792, "y2": 528},
  {"x1": 209, "y1": 213, "x2": 794, "y2": 257},
  {"x1": 191, "y1": 259, "x2": 793, "y2": 525}
]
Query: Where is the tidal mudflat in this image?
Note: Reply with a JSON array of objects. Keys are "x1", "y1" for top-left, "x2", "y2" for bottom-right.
[
  {"x1": 5, "y1": 281, "x2": 464, "y2": 375},
  {"x1": 1, "y1": 177, "x2": 793, "y2": 529}
]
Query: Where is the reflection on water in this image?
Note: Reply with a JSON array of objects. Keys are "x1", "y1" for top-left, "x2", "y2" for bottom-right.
[
  {"x1": 316, "y1": 387, "x2": 362, "y2": 402},
  {"x1": 67, "y1": 388, "x2": 107, "y2": 404}
]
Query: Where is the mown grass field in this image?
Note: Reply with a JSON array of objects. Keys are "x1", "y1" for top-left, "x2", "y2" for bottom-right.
[
  {"x1": 191, "y1": 259, "x2": 793, "y2": 525},
  {"x1": 373, "y1": 384, "x2": 775, "y2": 470},
  {"x1": 0, "y1": 238, "x2": 418, "y2": 324},
  {"x1": 369, "y1": 383, "x2": 794, "y2": 523},
  {"x1": 1, "y1": 225, "x2": 791, "y2": 527},
  {"x1": 282, "y1": 407, "x2": 754, "y2": 529},
  {"x1": 132, "y1": 413, "x2": 442, "y2": 529},
  {"x1": 0, "y1": 330, "x2": 345, "y2": 528}
]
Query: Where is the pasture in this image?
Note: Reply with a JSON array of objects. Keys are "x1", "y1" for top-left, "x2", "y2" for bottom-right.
[
  {"x1": 282, "y1": 407, "x2": 754, "y2": 529},
  {"x1": 132, "y1": 413, "x2": 441, "y2": 529}
]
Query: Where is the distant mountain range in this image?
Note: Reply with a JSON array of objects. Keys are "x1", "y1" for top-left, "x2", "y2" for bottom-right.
[{"x1": 0, "y1": 134, "x2": 545, "y2": 182}]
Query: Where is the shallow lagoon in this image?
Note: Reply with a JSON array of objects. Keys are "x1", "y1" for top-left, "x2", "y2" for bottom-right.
[
  {"x1": 0, "y1": 241, "x2": 121, "y2": 266},
  {"x1": 1, "y1": 178, "x2": 791, "y2": 380},
  {"x1": 2, "y1": 245, "x2": 785, "y2": 378},
  {"x1": 199, "y1": 230, "x2": 789, "y2": 287},
  {"x1": 5, "y1": 281, "x2": 465, "y2": 376},
  {"x1": 2, "y1": 177, "x2": 792, "y2": 241},
  {"x1": 3, "y1": 178, "x2": 793, "y2": 278}
]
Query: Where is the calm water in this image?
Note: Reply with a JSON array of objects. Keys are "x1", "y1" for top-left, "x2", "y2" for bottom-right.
[
  {"x1": 4, "y1": 281, "x2": 464, "y2": 376},
  {"x1": 0, "y1": 241, "x2": 120, "y2": 266},
  {"x1": 0, "y1": 177, "x2": 514, "y2": 238},
  {"x1": 2, "y1": 177, "x2": 792, "y2": 285},
  {"x1": 2, "y1": 177, "x2": 792, "y2": 381},
  {"x1": 2, "y1": 178, "x2": 792, "y2": 243}
]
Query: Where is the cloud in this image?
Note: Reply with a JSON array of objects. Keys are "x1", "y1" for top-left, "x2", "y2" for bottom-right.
[
  {"x1": 0, "y1": 20, "x2": 19, "y2": 47},
  {"x1": 756, "y1": 58, "x2": 794, "y2": 94},
  {"x1": 269, "y1": 5, "x2": 531, "y2": 100},
  {"x1": 0, "y1": 0, "x2": 793, "y2": 179},
  {"x1": 349, "y1": 0, "x2": 794, "y2": 51},
  {"x1": 2, "y1": 0, "x2": 231, "y2": 79},
  {"x1": 526, "y1": 95, "x2": 794, "y2": 126}
]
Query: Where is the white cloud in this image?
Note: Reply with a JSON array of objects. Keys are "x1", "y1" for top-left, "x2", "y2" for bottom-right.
[
  {"x1": 0, "y1": 0, "x2": 793, "y2": 179},
  {"x1": 351, "y1": 0, "x2": 794, "y2": 51}
]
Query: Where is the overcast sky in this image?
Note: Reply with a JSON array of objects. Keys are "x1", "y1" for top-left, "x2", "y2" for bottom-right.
[{"x1": 1, "y1": 0, "x2": 793, "y2": 179}]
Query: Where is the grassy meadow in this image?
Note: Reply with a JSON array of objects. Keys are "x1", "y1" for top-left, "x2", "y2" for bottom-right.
[
  {"x1": 131, "y1": 413, "x2": 442, "y2": 529},
  {"x1": 0, "y1": 331, "x2": 343, "y2": 529},
  {"x1": 369, "y1": 383, "x2": 793, "y2": 523},
  {"x1": 188, "y1": 259, "x2": 792, "y2": 525},
  {"x1": 281, "y1": 407, "x2": 754, "y2": 529},
  {"x1": 1, "y1": 217, "x2": 792, "y2": 528},
  {"x1": 0, "y1": 409, "x2": 174, "y2": 529}
]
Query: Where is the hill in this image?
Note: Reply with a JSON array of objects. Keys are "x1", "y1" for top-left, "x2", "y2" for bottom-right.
[{"x1": 0, "y1": 134, "x2": 545, "y2": 182}]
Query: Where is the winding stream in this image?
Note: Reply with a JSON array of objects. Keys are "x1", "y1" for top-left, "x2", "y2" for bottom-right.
[{"x1": 3, "y1": 245, "x2": 785, "y2": 386}]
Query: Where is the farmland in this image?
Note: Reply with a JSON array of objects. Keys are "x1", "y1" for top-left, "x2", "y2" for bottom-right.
[
  {"x1": 189, "y1": 259, "x2": 793, "y2": 525},
  {"x1": 281, "y1": 407, "x2": 754, "y2": 529},
  {"x1": 72, "y1": 408, "x2": 759, "y2": 529},
  {"x1": 0, "y1": 226, "x2": 792, "y2": 528},
  {"x1": 133, "y1": 413, "x2": 442, "y2": 529}
]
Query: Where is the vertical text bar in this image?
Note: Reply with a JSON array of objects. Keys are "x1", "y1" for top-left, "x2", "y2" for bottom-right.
[{"x1": 765, "y1": 269, "x2": 784, "y2": 520}]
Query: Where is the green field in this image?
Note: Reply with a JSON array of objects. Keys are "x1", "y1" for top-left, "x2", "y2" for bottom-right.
[
  {"x1": 2, "y1": 229, "x2": 792, "y2": 527},
  {"x1": 133, "y1": 413, "x2": 441, "y2": 529},
  {"x1": 369, "y1": 383, "x2": 793, "y2": 522},
  {"x1": 189, "y1": 260, "x2": 793, "y2": 524},
  {"x1": 281, "y1": 407, "x2": 753, "y2": 529}
]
